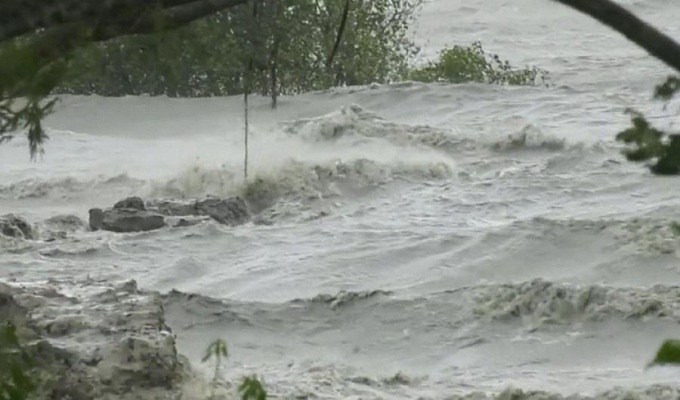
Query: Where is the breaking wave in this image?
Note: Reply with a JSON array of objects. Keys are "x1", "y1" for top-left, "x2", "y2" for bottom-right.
[
  {"x1": 163, "y1": 278, "x2": 680, "y2": 332},
  {"x1": 160, "y1": 281, "x2": 680, "y2": 399},
  {"x1": 281, "y1": 104, "x2": 462, "y2": 149},
  {"x1": 1, "y1": 105, "x2": 604, "y2": 215},
  {"x1": 514, "y1": 216, "x2": 680, "y2": 256},
  {"x1": 490, "y1": 124, "x2": 575, "y2": 152},
  {"x1": 445, "y1": 385, "x2": 680, "y2": 400},
  {"x1": 0, "y1": 173, "x2": 144, "y2": 201},
  {"x1": 457, "y1": 278, "x2": 680, "y2": 324},
  {"x1": 149, "y1": 157, "x2": 453, "y2": 213},
  {"x1": 282, "y1": 104, "x2": 601, "y2": 154},
  {"x1": 145, "y1": 106, "x2": 460, "y2": 212}
]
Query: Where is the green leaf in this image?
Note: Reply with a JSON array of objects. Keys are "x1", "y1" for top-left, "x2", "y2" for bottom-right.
[
  {"x1": 202, "y1": 339, "x2": 228, "y2": 363},
  {"x1": 0, "y1": 324, "x2": 35, "y2": 400},
  {"x1": 670, "y1": 222, "x2": 680, "y2": 236},
  {"x1": 650, "y1": 339, "x2": 680, "y2": 366},
  {"x1": 239, "y1": 375, "x2": 268, "y2": 400},
  {"x1": 653, "y1": 75, "x2": 680, "y2": 101}
]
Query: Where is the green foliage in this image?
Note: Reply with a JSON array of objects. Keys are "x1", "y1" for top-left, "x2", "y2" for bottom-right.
[
  {"x1": 654, "y1": 75, "x2": 680, "y2": 101},
  {"x1": 671, "y1": 222, "x2": 680, "y2": 236},
  {"x1": 615, "y1": 108, "x2": 680, "y2": 175},
  {"x1": 324, "y1": 0, "x2": 421, "y2": 86},
  {"x1": 614, "y1": 73, "x2": 680, "y2": 175},
  {"x1": 201, "y1": 338, "x2": 268, "y2": 399},
  {"x1": 0, "y1": 24, "x2": 103, "y2": 158},
  {"x1": 202, "y1": 338, "x2": 229, "y2": 399},
  {"x1": 649, "y1": 339, "x2": 680, "y2": 366},
  {"x1": 0, "y1": 36, "x2": 71, "y2": 159},
  {"x1": 0, "y1": 324, "x2": 36, "y2": 400},
  {"x1": 408, "y1": 41, "x2": 549, "y2": 86},
  {"x1": 239, "y1": 376, "x2": 267, "y2": 400},
  {"x1": 56, "y1": 0, "x2": 422, "y2": 99},
  {"x1": 203, "y1": 338, "x2": 229, "y2": 363}
]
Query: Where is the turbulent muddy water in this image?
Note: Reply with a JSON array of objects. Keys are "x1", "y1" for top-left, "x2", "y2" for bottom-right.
[{"x1": 3, "y1": 0, "x2": 680, "y2": 398}]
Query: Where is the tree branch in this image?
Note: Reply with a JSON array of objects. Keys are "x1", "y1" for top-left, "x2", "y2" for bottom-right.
[
  {"x1": 553, "y1": 0, "x2": 680, "y2": 74},
  {"x1": 0, "y1": 0, "x2": 249, "y2": 43},
  {"x1": 91, "y1": 0, "x2": 250, "y2": 40}
]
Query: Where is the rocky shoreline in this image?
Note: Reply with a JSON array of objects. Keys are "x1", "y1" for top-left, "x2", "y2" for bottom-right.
[
  {"x1": 0, "y1": 197, "x2": 245, "y2": 399},
  {"x1": 0, "y1": 196, "x2": 249, "y2": 399},
  {"x1": 0, "y1": 195, "x2": 251, "y2": 241},
  {"x1": 1, "y1": 279, "x2": 195, "y2": 400}
]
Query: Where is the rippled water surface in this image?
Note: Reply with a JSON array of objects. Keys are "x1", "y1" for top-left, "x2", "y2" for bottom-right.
[{"x1": 3, "y1": 1, "x2": 680, "y2": 398}]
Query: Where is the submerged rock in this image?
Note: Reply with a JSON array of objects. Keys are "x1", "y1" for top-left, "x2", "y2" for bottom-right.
[
  {"x1": 165, "y1": 216, "x2": 212, "y2": 228},
  {"x1": 150, "y1": 200, "x2": 197, "y2": 217},
  {"x1": 89, "y1": 208, "x2": 166, "y2": 233},
  {"x1": 40, "y1": 214, "x2": 87, "y2": 241},
  {"x1": 43, "y1": 214, "x2": 86, "y2": 232},
  {"x1": 195, "y1": 197, "x2": 249, "y2": 225},
  {"x1": 0, "y1": 213, "x2": 34, "y2": 239},
  {"x1": 1, "y1": 279, "x2": 191, "y2": 400},
  {"x1": 149, "y1": 196, "x2": 250, "y2": 226}
]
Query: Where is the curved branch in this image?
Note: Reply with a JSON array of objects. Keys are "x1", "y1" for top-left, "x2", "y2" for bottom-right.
[
  {"x1": 553, "y1": 0, "x2": 680, "y2": 74},
  {"x1": 91, "y1": 0, "x2": 249, "y2": 40},
  {"x1": 0, "y1": 0, "x2": 249, "y2": 43}
]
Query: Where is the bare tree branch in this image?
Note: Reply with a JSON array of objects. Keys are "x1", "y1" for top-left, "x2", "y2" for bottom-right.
[
  {"x1": 91, "y1": 0, "x2": 250, "y2": 40},
  {"x1": 0, "y1": 0, "x2": 249, "y2": 43},
  {"x1": 553, "y1": 0, "x2": 680, "y2": 74}
]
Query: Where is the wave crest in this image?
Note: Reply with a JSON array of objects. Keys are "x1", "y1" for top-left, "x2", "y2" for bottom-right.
[
  {"x1": 458, "y1": 278, "x2": 680, "y2": 325},
  {"x1": 149, "y1": 156, "x2": 453, "y2": 215},
  {"x1": 281, "y1": 104, "x2": 456, "y2": 149},
  {"x1": 0, "y1": 174, "x2": 142, "y2": 201},
  {"x1": 522, "y1": 217, "x2": 680, "y2": 256}
]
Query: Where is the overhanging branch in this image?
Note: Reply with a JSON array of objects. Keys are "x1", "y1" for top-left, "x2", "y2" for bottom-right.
[
  {"x1": 91, "y1": 0, "x2": 250, "y2": 40},
  {"x1": 553, "y1": 0, "x2": 680, "y2": 74},
  {"x1": 0, "y1": 0, "x2": 249, "y2": 43}
]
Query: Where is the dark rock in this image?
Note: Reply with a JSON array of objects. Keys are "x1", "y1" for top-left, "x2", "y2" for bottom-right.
[
  {"x1": 89, "y1": 197, "x2": 166, "y2": 233},
  {"x1": 113, "y1": 196, "x2": 146, "y2": 211},
  {"x1": 88, "y1": 208, "x2": 105, "y2": 231},
  {"x1": 148, "y1": 197, "x2": 250, "y2": 226},
  {"x1": 0, "y1": 214, "x2": 34, "y2": 239},
  {"x1": 89, "y1": 208, "x2": 165, "y2": 233}
]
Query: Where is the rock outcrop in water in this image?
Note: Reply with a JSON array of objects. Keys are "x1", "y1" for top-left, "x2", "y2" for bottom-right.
[
  {"x1": 89, "y1": 196, "x2": 166, "y2": 232},
  {"x1": 148, "y1": 197, "x2": 250, "y2": 226},
  {"x1": 0, "y1": 213, "x2": 34, "y2": 239},
  {"x1": 88, "y1": 196, "x2": 250, "y2": 232},
  {"x1": 0, "y1": 279, "x2": 191, "y2": 400}
]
